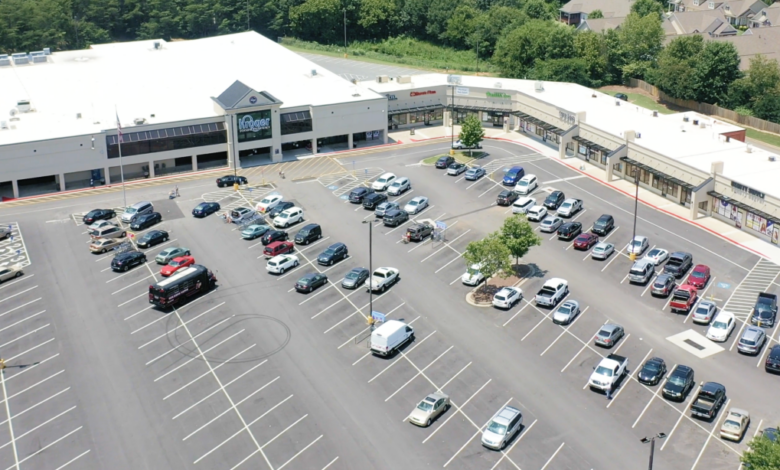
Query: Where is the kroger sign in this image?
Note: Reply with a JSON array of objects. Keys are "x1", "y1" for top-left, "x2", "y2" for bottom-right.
[{"x1": 237, "y1": 110, "x2": 272, "y2": 142}]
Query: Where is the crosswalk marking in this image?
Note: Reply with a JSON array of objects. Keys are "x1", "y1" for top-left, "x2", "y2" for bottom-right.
[{"x1": 721, "y1": 259, "x2": 780, "y2": 319}]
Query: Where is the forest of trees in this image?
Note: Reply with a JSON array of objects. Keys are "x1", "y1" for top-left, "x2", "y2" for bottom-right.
[{"x1": 1, "y1": 0, "x2": 779, "y2": 123}]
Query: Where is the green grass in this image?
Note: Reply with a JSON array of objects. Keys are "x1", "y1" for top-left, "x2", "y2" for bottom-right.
[
  {"x1": 599, "y1": 90, "x2": 676, "y2": 115},
  {"x1": 746, "y1": 128, "x2": 780, "y2": 148},
  {"x1": 422, "y1": 151, "x2": 486, "y2": 165}
]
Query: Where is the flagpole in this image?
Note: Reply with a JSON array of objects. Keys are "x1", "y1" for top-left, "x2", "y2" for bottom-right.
[{"x1": 116, "y1": 107, "x2": 127, "y2": 209}]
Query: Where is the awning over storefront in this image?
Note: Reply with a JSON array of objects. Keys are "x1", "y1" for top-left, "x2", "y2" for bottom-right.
[
  {"x1": 620, "y1": 156, "x2": 696, "y2": 190},
  {"x1": 388, "y1": 104, "x2": 443, "y2": 116},
  {"x1": 572, "y1": 136, "x2": 612, "y2": 154},
  {"x1": 707, "y1": 191, "x2": 780, "y2": 224},
  {"x1": 513, "y1": 112, "x2": 566, "y2": 135},
  {"x1": 450, "y1": 104, "x2": 513, "y2": 114}
]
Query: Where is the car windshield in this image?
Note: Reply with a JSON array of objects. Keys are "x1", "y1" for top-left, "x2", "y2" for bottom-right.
[
  {"x1": 346, "y1": 271, "x2": 361, "y2": 280},
  {"x1": 741, "y1": 339, "x2": 756, "y2": 345},
  {"x1": 692, "y1": 271, "x2": 705, "y2": 278},
  {"x1": 695, "y1": 306, "x2": 710, "y2": 315},
  {"x1": 408, "y1": 201, "x2": 418, "y2": 206},
  {"x1": 558, "y1": 306, "x2": 571, "y2": 315},
  {"x1": 169, "y1": 260, "x2": 183, "y2": 267},
  {"x1": 467, "y1": 268, "x2": 480, "y2": 276},
  {"x1": 495, "y1": 295, "x2": 506, "y2": 301},
  {"x1": 595, "y1": 220, "x2": 606, "y2": 227},
  {"x1": 713, "y1": 321, "x2": 727, "y2": 329},
  {"x1": 644, "y1": 362, "x2": 660, "y2": 372},
  {"x1": 669, "y1": 375, "x2": 686, "y2": 386},
  {"x1": 595, "y1": 366, "x2": 613, "y2": 377},
  {"x1": 724, "y1": 420, "x2": 741, "y2": 429},
  {"x1": 323, "y1": 249, "x2": 335, "y2": 256},
  {"x1": 759, "y1": 310, "x2": 772, "y2": 318},
  {"x1": 391, "y1": 182, "x2": 400, "y2": 187},
  {"x1": 507, "y1": 169, "x2": 520, "y2": 178},
  {"x1": 595, "y1": 247, "x2": 604, "y2": 252},
  {"x1": 378, "y1": 178, "x2": 387, "y2": 183},
  {"x1": 126, "y1": 208, "x2": 138, "y2": 215},
  {"x1": 632, "y1": 240, "x2": 643, "y2": 247},
  {"x1": 261, "y1": 198, "x2": 272, "y2": 204},
  {"x1": 598, "y1": 329, "x2": 610, "y2": 337},
  {"x1": 487, "y1": 421, "x2": 508, "y2": 435},
  {"x1": 417, "y1": 401, "x2": 433, "y2": 412},
  {"x1": 299, "y1": 278, "x2": 311, "y2": 285},
  {"x1": 518, "y1": 180, "x2": 528, "y2": 187}
]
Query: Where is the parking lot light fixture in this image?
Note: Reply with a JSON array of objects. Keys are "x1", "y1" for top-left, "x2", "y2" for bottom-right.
[
  {"x1": 362, "y1": 219, "x2": 379, "y2": 329},
  {"x1": 630, "y1": 167, "x2": 640, "y2": 261},
  {"x1": 640, "y1": 432, "x2": 666, "y2": 470}
]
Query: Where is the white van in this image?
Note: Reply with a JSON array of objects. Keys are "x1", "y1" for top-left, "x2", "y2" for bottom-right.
[
  {"x1": 370, "y1": 320, "x2": 414, "y2": 356},
  {"x1": 121, "y1": 201, "x2": 153, "y2": 223}
]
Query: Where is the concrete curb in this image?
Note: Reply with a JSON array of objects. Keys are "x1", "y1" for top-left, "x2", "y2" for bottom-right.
[{"x1": 464, "y1": 264, "x2": 535, "y2": 308}]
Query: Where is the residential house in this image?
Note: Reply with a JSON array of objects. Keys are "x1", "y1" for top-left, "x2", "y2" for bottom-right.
[
  {"x1": 749, "y1": 2, "x2": 780, "y2": 27},
  {"x1": 576, "y1": 17, "x2": 627, "y2": 32},
  {"x1": 662, "y1": 9, "x2": 738, "y2": 36},
  {"x1": 682, "y1": 26, "x2": 780, "y2": 70},
  {"x1": 560, "y1": 0, "x2": 634, "y2": 26},
  {"x1": 667, "y1": 0, "x2": 768, "y2": 27}
]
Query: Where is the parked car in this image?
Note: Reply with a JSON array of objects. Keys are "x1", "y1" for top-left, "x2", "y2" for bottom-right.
[
  {"x1": 317, "y1": 243, "x2": 348, "y2": 266},
  {"x1": 663, "y1": 365, "x2": 695, "y2": 401},
  {"x1": 383, "y1": 209, "x2": 409, "y2": 227},
  {"x1": 160, "y1": 256, "x2": 195, "y2": 277},
  {"x1": 362, "y1": 192, "x2": 388, "y2": 210},
  {"x1": 89, "y1": 224, "x2": 126, "y2": 240},
  {"x1": 266, "y1": 254, "x2": 299, "y2": 274},
  {"x1": 557, "y1": 222, "x2": 582, "y2": 240},
  {"x1": 349, "y1": 187, "x2": 375, "y2": 204},
  {"x1": 342, "y1": 267, "x2": 369, "y2": 289},
  {"x1": 751, "y1": 292, "x2": 777, "y2": 328},
  {"x1": 409, "y1": 393, "x2": 450, "y2": 427},
  {"x1": 263, "y1": 241, "x2": 295, "y2": 258},
  {"x1": 765, "y1": 344, "x2": 780, "y2": 373},
  {"x1": 452, "y1": 139, "x2": 481, "y2": 149},
  {"x1": 515, "y1": 175, "x2": 538, "y2": 195},
  {"x1": 370, "y1": 320, "x2": 414, "y2": 356},
  {"x1": 407, "y1": 222, "x2": 433, "y2": 241},
  {"x1": 255, "y1": 194, "x2": 283, "y2": 214},
  {"x1": 155, "y1": 246, "x2": 190, "y2": 264},
  {"x1": 496, "y1": 190, "x2": 519, "y2": 206},
  {"x1": 89, "y1": 238, "x2": 125, "y2": 253},
  {"x1": 628, "y1": 259, "x2": 655, "y2": 285},
  {"x1": 110, "y1": 252, "x2": 146, "y2": 272},
  {"x1": 591, "y1": 214, "x2": 614, "y2": 235},
  {"x1": 0, "y1": 227, "x2": 9, "y2": 240},
  {"x1": 368, "y1": 267, "x2": 400, "y2": 292},
  {"x1": 435, "y1": 156, "x2": 454, "y2": 169},
  {"x1": 664, "y1": 251, "x2": 693, "y2": 278},
  {"x1": 273, "y1": 207, "x2": 304, "y2": 228},
  {"x1": 502, "y1": 166, "x2": 525, "y2": 186},
  {"x1": 241, "y1": 224, "x2": 271, "y2": 240},
  {"x1": 670, "y1": 285, "x2": 698, "y2": 313},
  {"x1": 137, "y1": 230, "x2": 168, "y2": 249},
  {"x1": 573, "y1": 232, "x2": 598, "y2": 250},
  {"x1": 404, "y1": 196, "x2": 429, "y2": 215},
  {"x1": 295, "y1": 273, "x2": 328, "y2": 293},
  {"x1": 447, "y1": 162, "x2": 467, "y2": 176},
  {"x1": 535, "y1": 278, "x2": 568, "y2": 307},
  {"x1": 492, "y1": 287, "x2": 522, "y2": 309},
  {"x1": 591, "y1": 242, "x2": 615, "y2": 260},
  {"x1": 261, "y1": 229, "x2": 288, "y2": 246},
  {"x1": 589, "y1": 354, "x2": 628, "y2": 393},
  {"x1": 644, "y1": 248, "x2": 669, "y2": 265},
  {"x1": 192, "y1": 202, "x2": 220, "y2": 218},
  {"x1": 268, "y1": 201, "x2": 295, "y2": 219},
  {"x1": 556, "y1": 198, "x2": 582, "y2": 218},
  {"x1": 651, "y1": 273, "x2": 676, "y2": 297},
  {"x1": 375, "y1": 201, "x2": 400, "y2": 218},
  {"x1": 691, "y1": 300, "x2": 717, "y2": 325},
  {"x1": 594, "y1": 323, "x2": 624, "y2": 347},
  {"x1": 216, "y1": 175, "x2": 247, "y2": 187},
  {"x1": 372, "y1": 172, "x2": 396, "y2": 191},
  {"x1": 482, "y1": 406, "x2": 523, "y2": 450},
  {"x1": 387, "y1": 177, "x2": 411, "y2": 196},
  {"x1": 720, "y1": 409, "x2": 750, "y2": 442},
  {"x1": 462, "y1": 264, "x2": 484, "y2": 286},
  {"x1": 0, "y1": 265, "x2": 24, "y2": 282},
  {"x1": 465, "y1": 166, "x2": 486, "y2": 181},
  {"x1": 229, "y1": 207, "x2": 257, "y2": 224},
  {"x1": 637, "y1": 357, "x2": 667, "y2": 385},
  {"x1": 526, "y1": 205, "x2": 547, "y2": 222},
  {"x1": 690, "y1": 382, "x2": 726, "y2": 420},
  {"x1": 512, "y1": 197, "x2": 535, "y2": 215},
  {"x1": 539, "y1": 216, "x2": 563, "y2": 233},
  {"x1": 88, "y1": 220, "x2": 114, "y2": 230},
  {"x1": 627, "y1": 236, "x2": 649, "y2": 255},
  {"x1": 294, "y1": 224, "x2": 322, "y2": 245},
  {"x1": 737, "y1": 326, "x2": 766, "y2": 355},
  {"x1": 82, "y1": 209, "x2": 115, "y2": 224},
  {"x1": 552, "y1": 300, "x2": 580, "y2": 325},
  {"x1": 543, "y1": 191, "x2": 565, "y2": 210},
  {"x1": 130, "y1": 212, "x2": 162, "y2": 231},
  {"x1": 687, "y1": 264, "x2": 711, "y2": 289},
  {"x1": 706, "y1": 311, "x2": 736, "y2": 342}
]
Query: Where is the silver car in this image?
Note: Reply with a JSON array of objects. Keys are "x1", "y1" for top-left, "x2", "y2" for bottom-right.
[
  {"x1": 0, "y1": 226, "x2": 9, "y2": 240},
  {"x1": 595, "y1": 323, "x2": 624, "y2": 348},
  {"x1": 539, "y1": 216, "x2": 563, "y2": 233},
  {"x1": 0, "y1": 264, "x2": 23, "y2": 282},
  {"x1": 375, "y1": 201, "x2": 399, "y2": 218},
  {"x1": 627, "y1": 236, "x2": 649, "y2": 255},
  {"x1": 155, "y1": 246, "x2": 190, "y2": 264},
  {"x1": 591, "y1": 242, "x2": 614, "y2": 260},
  {"x1": 552, "y1": 300, "x2": 580, "y2": 325},
  {"x1": 482, "y1": 406, "x2": 523, "y2": 450},
  {"x1": 691, "y1": 300, "x2": 717, "y2": 325},
  {"x1": 651, "y1": 273, "x2": 676, "y2": 297},
  {"x1": 737, "y1": 326, "x2": 766, "y2": 355}
]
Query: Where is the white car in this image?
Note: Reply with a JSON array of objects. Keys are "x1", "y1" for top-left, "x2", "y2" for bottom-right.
[
  {"x1": 492, "y1": 287, "x2": 522, "y2": 309},
  {"x1": 89, "y1": 220, "x2": 114, "y2": 230},
  {"x1": 591, "y1": 242, "x2": 615, "y2": 260},
  {"x1": 627, "y1": 236, "x2": 649, "y2": 255},
  {"x1": 706, "y1": 311, "x2": 736, "y2": 342},
  {"x1": 368, "y1": 267, "x2": 400, "y2": 292},
  {"x1": 0, "y1": 264, "x2": 24, "y2": 283},
  {"x1": 452, "y1": 139, "x2": 481, "y2": 149},
  {"x1": 643, "y1": 248, "x2": 669, "y2": 265},
  {"x1": 462, "y1": 264, "x2": 484, "y2": 286},
  {"x1": 372, "y1": 172, "x2": 397, "y2": 191},
  {"x1": 266, "y1": 254, "x2": 299, "y2": 274},
  {"x1": 526, "y1": 205, "x2": 547, "y2": 222},
  {"x1": 552, "y1": 300, "x2": 580, "y2": 324},
  {"x1": 539, "y1": 216, "x2": 563, "y2": 233},
  {"x1": 512, "y1": 197, "x2": 536, "y2": 215},
  {"x1": 272, "y1": 207, "x2": 304, "y2": 228},
  {"x1": 404, "y1": 196, "x2": 429, "y2": 215},
  {"x1": 229, "y1": 207, "x2": 257, "y2": 223},
  {"x1": 515, "y1": 175, "x2": 537, "y2": 195},
  {"x1": 256, "y1": 194, "x2": 283, "y2": 214},
  {"x1": 387, "y1": 177, "x2": 411, "y2": 196}
]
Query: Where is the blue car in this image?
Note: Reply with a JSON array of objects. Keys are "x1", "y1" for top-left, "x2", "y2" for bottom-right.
[{"x1": 503, "y1": 166, "x2": 525, "y2": 186}]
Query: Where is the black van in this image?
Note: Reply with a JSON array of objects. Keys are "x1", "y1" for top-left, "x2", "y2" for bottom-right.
[{"x1": 295, "y1": 223, "x2": 322, "y2": 245}]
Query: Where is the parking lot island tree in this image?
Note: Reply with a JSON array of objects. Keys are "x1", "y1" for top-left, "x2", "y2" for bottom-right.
[
  {"x1": 499, "y1": 214, "x2": 542, "y2": 266},
  {"x1": 741, "y1": 428, "x2": 780, "y2": 470},
  {"x1": 458, "y1": 114, "x2": 485, "y2": 157},
  {"x1": 462, "y1": 232, "x2": 513, "y2": 292}
]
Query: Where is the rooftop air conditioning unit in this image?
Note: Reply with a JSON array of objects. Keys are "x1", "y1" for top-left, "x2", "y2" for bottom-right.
[
  {"x1": 592, "y1": 93, "x2": 597, "y2": 98},
  {"x1": 76, "y1": 113, "x2": 82, "y2": 119},
  {"x1": 768, "y1": 155, "x2": 776, "y2": 162},
  {"x1": 637, "y1": 132, "x2": 642, "y2": 138},
  {"x1": 0, "y1": 121, "x2": 7, "y2": 130},
  {"x1": 653, "y1": 111, "x2": 658, "y2": 117},
  {"x1": 683, "y1": 116, "x2": 690, "y2": 122},
  {"x1": 16, "y1": 100, "x2": 31, "y2": 113},
  {"x1": 311, "y1": 69, "x2": 317, "y2": 76},
  {"x1": 397, "y1": 76, "x2": 412, "y2": 84},
  {"x1": 376, "y1": 75, "x2": 389, "y2": 83},
  {"x1": 133, "y1": 117, "x2": 146, "y2": 125},
  {"x1": 700, "y1": 122, "x2": 706, "y2": 128},
  {"x1": 534, "y1": 81, "x2": 544, "y2": 92},
  {"x1": 746, "y1": 144, "x2": 753, "y2": 153},
  {"x1": 43, "y1": 48, "x2": 50, "y2": 55},
  {"x1": 153, "y1": 41, "x2": 161, "y2": 50},
  {"x1": 693, "y1": 119, "x2": 699, "y2": 125}
]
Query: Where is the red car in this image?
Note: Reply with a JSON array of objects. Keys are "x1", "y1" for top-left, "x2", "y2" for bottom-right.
[
  {"x1": 160, "y1": 256, "x2": 195, "y2": 277},
  {"x1": 573, "y1": 232, "x2": 599, "y2": 250},
  {"x1": 264, "y1": 241, "x2": 294, "y2": 258},
  {"x1": 687, "y1": 264, "x2": 711, "y2": 289}
]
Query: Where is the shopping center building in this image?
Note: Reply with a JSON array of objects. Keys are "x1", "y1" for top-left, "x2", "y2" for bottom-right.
[
  {"x1": 364, "y1": 74, "x2": 780, "y2": 246},
  {"x1": 0, "y1": 31, "x2": 387, "y2": 198}
]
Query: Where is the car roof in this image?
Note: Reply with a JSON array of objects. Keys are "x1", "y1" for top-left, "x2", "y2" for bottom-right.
[
  {"x1": 494, "y1": 406, "x2": 521, "y2": 422},
  {"x1": 597, "y1": 214, "x2": 613, "y2": 220},
  {"x1": 529, "y1": 205, "x2": 544, "y2": 211},
  {"x1": 673, "y1": 364, "x2": 693, "y2": 373},
  {"x1": 692, "y1": 264, "x2": 708, "y2": 271},
  {"x1": 544, "y1": 278, "x2": 566, "y2": 286},
  {"x1": 715, "y1": 311, "x2": 735, "y2": 320},
  {"x1": 426, "y1": 392, "x2": 449, "y2": 401},
  {"x1": 498, "y1": 287, "x2": 517, "y2": 294},
  {"x1": 600, "y1": 323, "x2": 620, "y2": 332},
  {"x1": 743, "y1": 326, "x2": 764, "y2": 337},
  {"x1": 379, "y1": 172, "x2": 395, "y2": 178},
  {"x1": 670, "y1": 251, "x2": 691, "y2": 257},
  {"x1": 350, "y1": 267, "x2": 368, "y2": 273},
  {"x1": 633, "y1": 235, "x2": 647, "y2": 241},
  {"x1": 701, "y1": 382, "x2": 725, "y2": 392},
  {"x1": 410, "y1": 196, "x2": 424, "y2": 202},
  {"x1": 594, "y1": 242, "x2": 611, "y2": 248},
  {"x1": 728, "y1": 408, "x2": 749, "y2": 417},
  {"x1": 327, "y1": 243, "x2": 345, "y2": 249},
  {"x1": 520, "y1": 174, "x2": 535, "y2": 180},
  {"x1": 647, "y1": 357, "x2": 665, "y2": 364},
  {"x1": 698, "y1": 300, "x2": 716, "y2": 307}
]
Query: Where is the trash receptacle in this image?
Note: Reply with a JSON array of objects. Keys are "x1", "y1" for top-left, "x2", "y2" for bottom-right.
[
  {"x1": 410, "y1": 128, "x2": 415, "y2": 136},
  {"x1": 233, "y1": 183, "x2": 239, "y2": 191}
]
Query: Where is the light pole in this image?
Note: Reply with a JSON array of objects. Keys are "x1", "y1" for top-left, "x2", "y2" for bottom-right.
[
  {"x1": 343, "y1": 9, "x2": 347, "y2": 55},
  {"x1": 640, "y1": 433, "x2": 666, "y2": 470},
  {"x1": 630, "y1": 166, "x2": 640, "y2": 261},
  {"x1": 362, "y1": 219, "x2": 377, "y2": 329}
]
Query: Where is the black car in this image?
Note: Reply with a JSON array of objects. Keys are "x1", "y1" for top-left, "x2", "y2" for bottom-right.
[
  {"x1": 192, "y1": 202, "x2": 220, "y2": 218},
  {"x1": 363, "y1": 192, "x2": 388, "y2": 210},
  {"x1": 130, "y1": 212, "x2": 162, "y2": 230},
  {"x1": 615, "y1": 93, "x2": 629, "y2": 101},
  {"x1": 766, "y1": 344, "x2": 780, "y2": 373},
  {"x1": 137, "y1": 230, "x2": 169, "y2": 248},
  {"x1": 663, "y1": 252, "x2": 693, "y2": 278},
  {"x1": 342, "y1": 268, "x2": 369, "y2": 289},
  {"x1": 262, "y1": 230, "x2": 288, "y2": 246},
  {"x1": 268, "y1": 201, "x2": 295, "y2": 219},
  {"x1": 318, "y1": 243, "x2": 348, "y2": 266},
  {"x1": 111, "y1": 251, "x2": 147, "y2": 272},
  {"x1": 349, "y1": 187, "x2": 375, "y2": 204},
  {"x1": 383, "y1": 209, "x2": 409, "y2": 227},
  {"x1": 436, "y1": 156, "x2": 455, "y2": 169},
  {"x1": 543, "y1": 191, "x2": 566, "y2": 210},
  {"x1": 295, "y1": 273, "x2": 328, "y2": 293},
  {"x1": 690, "y1": 382, "x2": 726, "y2": 420},
  {"x1": 663, "y1": 365, "x2": 695, "y2": 401},
  {"x1": 216, "y1": 175, "x2": 247, "y2": 187},
  {"x1": 592, "y1": 214, "x2": 614, "y2": 235},
  {"x1": 638, "y1": 357, "x2": 667, "y2": 385},
  {"x1": 496, "y1": 190, "x2": 519, "y2": 206},
  {"x1": 83, "y1": 209, "x2": 116, "y2": 224},
  {"x1": 557, "y1": 222, "x2": 582, "y2": 240}
]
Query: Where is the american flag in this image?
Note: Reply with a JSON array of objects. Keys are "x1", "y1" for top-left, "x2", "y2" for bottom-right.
[{"x1": 116, "y1": 111, "x2": 123, "y2": 143}]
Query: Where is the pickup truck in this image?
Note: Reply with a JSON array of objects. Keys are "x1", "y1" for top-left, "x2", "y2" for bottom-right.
[
  {"x1": 589, "y1": 354, "x2": 628, "y2": 392},
  {"x1": 670, "y1": 285, "x2": 698, "y2": 313},
  {"x1": 368, "y1": 267, "x2": 400, "y2": 293},
  {"x1": 556, "y1": 198, "x2": 583, "y2": 218},
  {"x1": 752, "y1": 292, "x2": 778, "y2": 327},
  {"x1": 535, "y1": 278, "x2": 569, "y2": 307},
  {"x1": 691, "y1": 382, "x2": 727, "y2": 420}
]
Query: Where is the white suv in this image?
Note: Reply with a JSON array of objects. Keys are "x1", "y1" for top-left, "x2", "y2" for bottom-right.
[
  {"x1": 526, "y1": 205, "x2": 547, "y2": 222},
  {"x1": 273, "y1": 207, "x2": 304, "y2": 228},
  {"x1": 387, "y1": 177, "x2": 410, "y2": 196},
  {"x1": 372, "y1": 173, "x2": 397, "y2": 191},
  {"x1": 482, "y1": 406, "x2": 523, "y2": 450}
]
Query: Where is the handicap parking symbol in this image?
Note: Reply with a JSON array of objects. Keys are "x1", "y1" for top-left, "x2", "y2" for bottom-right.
[
  {"x1": 328, "y1": 185, "x2": 338, "y2": 190},
  {"x1": 339, "y1": 195, "x2": 349, "y2": 200}
]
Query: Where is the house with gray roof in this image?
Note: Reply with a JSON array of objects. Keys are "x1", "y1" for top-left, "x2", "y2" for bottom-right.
[
  {"x1": 560, "y1": 0, "x2": 634, "y2": 25},
  {"x1": 662, "y1": 9, "x2": 738, "y2": 35},
  {"x1": 667, "y1": 0, "x2": 768, "y2": 26},
  {"x1": 576, "y1": 17, "x2": 627, "y2": 32},
  {"x1": 749, "y1": 2, "x2": 780, "y2": 28}
]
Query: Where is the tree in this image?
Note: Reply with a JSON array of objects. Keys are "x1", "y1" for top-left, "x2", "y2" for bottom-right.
[
  {"x1": 499, "y1": 215, "x2": 542, "y2": 265},
  {"x1": 575, "y1": 31, "x2": 609, "y2": 87},
  {"x1": 530, "y1": 57, "x2": 591, "y2": 84},
  {"x1": 459, "y1": 114, "x2": 485, "y2": 155},
  {"x1": 615, "y1": 12, "x2": 664, "y2": 80},
  {"x1": 289, "y1": 0, "x2": 342, "y2": 43},
  {"x1": 358, "y1": 0, "x2": 398, "y2": 38},
  {"x1": 693, "y1": 41, "x2": 741, "y2": 104},
  {"x1": 523, "y1": 0, "x2": 555, "y2": 20},
  {"x1": 727, "y1": 55, "x2": 780, "y2": 110},
  {"x1": 630, "y1": 0, "x2": 663, "y2": 18},
  {"x1": 441, "y1": 5, "x2": 481, "y2": 48},
  {"x1": 494, "y1": 20, "x2": 576, "y2": 78},
  {"x1": 752, "y1": 87, "x2": 780, "y2": 123},
  {"x1": 647, "y1": 35, "x2": 704, "y2": 100},
  {"x1": 741, "y1": 428, "x2": 780, "y2": 469},
  {"x1": 588, "y1": 9, "x2": 603, "y2": 18},
  {"x1": 462, "y1": 232, "x2": 513, "y2": 291}
]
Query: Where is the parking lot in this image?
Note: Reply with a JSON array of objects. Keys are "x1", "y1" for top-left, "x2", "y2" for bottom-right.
[{"x1": 0, "y1": 139, "x2": 777, "y2": 469}]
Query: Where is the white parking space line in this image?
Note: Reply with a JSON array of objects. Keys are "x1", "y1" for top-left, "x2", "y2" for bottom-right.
[
  {"x1": 124, "y1": 305, "x2": 154, "y2": 321},
  {"x1": 420, "y1": 230, "x2": 469, "y2": 263},
  {"x1": 321, "y1": 456, "x2": 340, "y2": 470},
  {"x1": 117, "y1": 292, "x2": 147, "y2": 307},
  {"x1": 422, "y1": 379, "x2": 491, "y2": 444},
  {"x1": 757, "y1": 321, "x2": 780, "y2": 367},
  {"x1": 729, "y1": 317, "x2": 750, "y2": 351},
  {"x1": 540, "y1": 442, "x2": 566, "y2": 470},
  {"x1": 299, "y1": 283, "x2": 335, "y2": 305},
  {"x1": 0, "y1": 325, "x2": 50, "y2": 349},
  {"x1": 385, "y1": 346, "x2": 454, "y2": 402},
  {"x1": 312, "y1": 287, "x2": 363, "y2": 319},
  {"x1": 228, "y1": 413, "x2": 307, "y2": 470},
  {"x1": 3, "y1": 427, "x2": 83, "y2": 470},
  {"x1": 612, "y1": 334, "x2": 631, "y2": 354},
  {"x1": 105, "y1": 264, "x2": 153, "y2": 283},
  {"x1": 139, "y1": 302, "x2": 226, "y2": 348},
  {"x1": 663, "y1": 288, "x2": 677, "y2": 312},
  {"x1": 3, "y1": 354, "x2": 58, "y2": 384},
  {"x1": 0, "y1": 298, "x2": 41, "y2": 320},
  {"x1": 367, "y1": 331, "x2": 436, "y2": 383},
  {"x1": 683, "y1": 278, "x2": 716, "y2": 323},
  {"x1": 601, "y1": 247, "x2": 626, "y2": 272},
  {"x1": 660, "y1": 384, "x2": 701, "y2": 451},
  {"x1": 155, "y1": 332, "x2": 252, "y2": 383},
  {"x1": 164, "y1": 345, "x2": 258, "y2": 400},
  {"x1": 0, "y1": 286, "x2": 38, "y2": 305},
  {"x1": 0, "y1": 310, "x2": 44, "y2": 333},
  {"x1": 297, "y1": 237, "x2": 331, "y2": 254},
  {"x1": 147, "y1": 323, "x2": 240, "y2": 367},
  {"x1": 503, "y1": 302, "x2": 531, "y2": 328},
  {"x1": 6, "y1": 338, "x2": 55, "y2": 362},
  {"x1": 0, "y1": 405, "x2": 77, "y2": 450},
  {"x1": 489, "y1": 419, "x2": 538, "y2": 470},
  {"x1": 340, "y1": 305, "x2": 408, "y2": 351},
  {"x1": 689, "y1": 398, "x2": 731, "y2": 470},
  {"x1": 641, "y1": 270, "x2": 662, "y2": 297},
  {"x1": 276, "y1": 435, "x2": 324, "y2": 470},
  {"x1": 0, "y1": 368, "x2": 19, "y2": 470},
  {"x1": 442, "y1": 397, "x2": 513, "y2": 467},
  {"x1": 0, "y1": 370, "x2": 64, "y2": 406},
  {"x1": 607, "y1": 348, "x2": 652, "y2": 409},
  {"x1": 541, "y1": 307, "x2": 590, "y2": 356},
  {"x1": 0, "y1": 275, "x2": 34, "y2": 292},
  {"x1": 632, "y1": 365, "x2": 675, "y2": 428},
  {"x1": 54, "y1": 449, "x2": 91, "y2": 470},
  {"x1": 110, "y1": 276, "x2": 153, "y2": 295}
]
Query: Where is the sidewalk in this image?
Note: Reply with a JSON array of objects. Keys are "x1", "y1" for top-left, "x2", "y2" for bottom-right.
[{"x1": 389, "y1": 125, "x2": 780, "y2": 265}]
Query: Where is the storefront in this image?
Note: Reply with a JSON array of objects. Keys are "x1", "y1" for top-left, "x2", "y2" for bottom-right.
[
  {"x1": 483, "y1": 111, "x2": 508, "y2": 127},
  {"x1": 708, "y1": 191, "x2": 780, "y2": 244},
  {"x1": 572, "y1": 136, "x2": 613, "y2": 166},
  {"x1": 621, "y1": 157, "x2": 696, "y2": 204},
  {"x1": 388, "y1": 105, "x2": 443, "y2": 129},
  {"x1": 515, "y1": 112, "x2": 565, "y2": 145}
]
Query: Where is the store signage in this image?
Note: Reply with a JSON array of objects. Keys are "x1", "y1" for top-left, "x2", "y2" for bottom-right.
[
  {"x1": 486, "y1": 91, "x2": 511, "y2": 99},
  {"x1": 410, "y1": 90, "x2": 436, "y2": 97},
  {"x1": 237, "y1": 110, "x2": 272, "y2": 142},
  {"x1": 385, "y1": 94, "x2": 398, "y2": 101},
  {"x1": 559, "y1": 110, "x2": 576, "y2": 125},
  {"x1": 731, "y1": 181, "x2": 765, "y2": 199},
  {"x1": 455, "y1": 86, "x2": 469, "y2": 96},
  {"x1": 249, "y1": 96, "x2": 258, "y2": 104}
]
